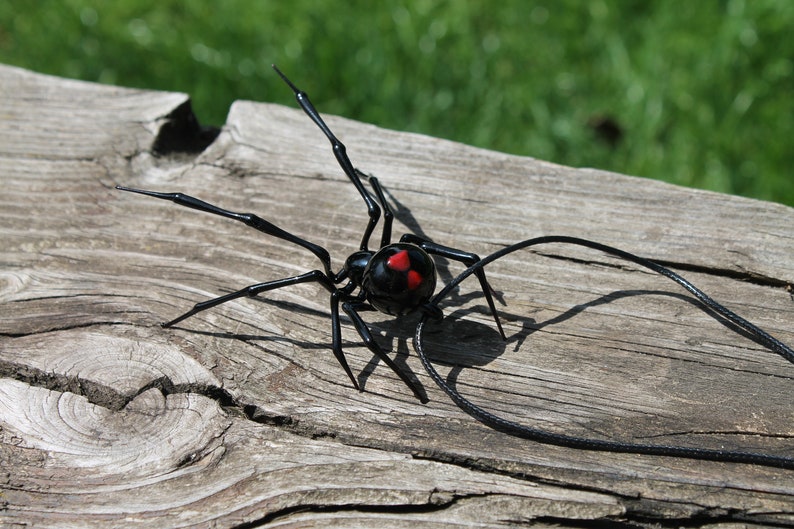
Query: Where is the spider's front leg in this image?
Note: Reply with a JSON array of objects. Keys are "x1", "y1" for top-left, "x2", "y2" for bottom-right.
[
  {"x1": 162, "y1": 270, "x2": 333, "y2": 328},
  {"x1": 116, "y1": 186, "x2": 332, "y2": 276},
  {"x1": 273, "y1": 65, "x2": 386, "y2": 252},
  {"x1": 357, "y1": 169, "x2": 394, "y2": 249},
  {"x1": 400, "y1": 234, "x2": 506, "y2": 339},
  {"x1": 340, "y1": 300, "x2": 425, "y2": 401}
]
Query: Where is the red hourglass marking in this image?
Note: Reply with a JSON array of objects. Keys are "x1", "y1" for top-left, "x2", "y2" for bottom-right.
[
  {"x1": 386, "y1": 249, "x2": 411, "y2": 272},
  {"x1": 387, "y1": 250, "x2": 424, "y2": 290}
]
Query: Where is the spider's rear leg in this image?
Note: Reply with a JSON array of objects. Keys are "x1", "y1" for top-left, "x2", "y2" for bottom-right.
[{"x1": 401, "y1": 234, "x2": 506, "y2": 339}]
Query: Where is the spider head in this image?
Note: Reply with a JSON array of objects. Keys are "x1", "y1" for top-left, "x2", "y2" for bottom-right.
[
  {"x1": 361, "y1": 243, "x2": 437, "y2": 316},
  {"x1": 344, "y1": 250, "x2": 373, "y2": 287}
]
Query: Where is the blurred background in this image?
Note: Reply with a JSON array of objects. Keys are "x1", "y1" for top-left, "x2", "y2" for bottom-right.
[{"x1": 2, "y1": 0, "x2": 792, "y2": 206}]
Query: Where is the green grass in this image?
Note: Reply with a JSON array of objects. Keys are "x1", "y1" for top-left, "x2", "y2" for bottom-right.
[{"x1": 2, "y1": 0, "x2": 792, "y2": 205}]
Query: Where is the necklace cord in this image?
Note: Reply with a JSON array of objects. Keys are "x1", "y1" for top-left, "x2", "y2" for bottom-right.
[{"x1": 414, "y1": 236, "x2": 794, "y2": 468}]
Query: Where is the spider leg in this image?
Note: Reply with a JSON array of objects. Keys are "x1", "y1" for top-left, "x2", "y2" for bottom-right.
[
  {"x1": 162, "y1": 270, "x2": 363, "y2": 392},
  {"x1": 330, "y1": 291, "x2": 361, "y2": 391},
  {"x1": 162, "y1": 270, "x2": 333, "y2": 327},
  {"x1": 400, "y1": 234, "x2": 506, "y2": 339},
  {"x1": 342, "y1": 301, "x2": 424, "y2": 401},
  {"x1": 273, "y1": 65, "x2": 380, "y2": 252},
  {"x1": 117, "y1": 186, "x2": 333, "y2": 276},
  {"x1": 357, "y1": 169, "x2": 393, "y2": 248}
]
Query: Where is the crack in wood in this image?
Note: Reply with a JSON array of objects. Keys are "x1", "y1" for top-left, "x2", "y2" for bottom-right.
[
  {"x1": 535, "y1": 249, "x2": 790, "y2": 289},
  {"x1": 0, "y1": 353, "x2": 236, "y2": 412},
  {"x1": 151, "y1": 99, "x2": 220, "y2": 155}
]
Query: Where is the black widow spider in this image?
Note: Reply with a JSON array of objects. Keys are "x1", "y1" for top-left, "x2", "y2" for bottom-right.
[
  {"x1": 119, "y1": 66, "x2": 794, "y2": 469},
  {"x1": 117, "y1": 64, "x2": 504, "y2": 400}
]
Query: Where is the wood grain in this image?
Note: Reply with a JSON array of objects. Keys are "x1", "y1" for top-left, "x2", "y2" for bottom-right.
[{"x1": 1, "y1": 64, "x2": 793, "y2": 528}]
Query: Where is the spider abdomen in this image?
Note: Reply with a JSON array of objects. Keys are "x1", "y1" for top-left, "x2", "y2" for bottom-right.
[{"x1": 362, "y1": 243, "x2": 437, "y2": 316}]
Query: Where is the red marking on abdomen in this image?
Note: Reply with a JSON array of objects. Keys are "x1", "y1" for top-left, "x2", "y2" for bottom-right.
[
  {"x1": 407, "y1": 270, "x2": 423, "y2": 290},
  {"x1": 387, "y1": 249, "x2": 411, "y2": 272}
]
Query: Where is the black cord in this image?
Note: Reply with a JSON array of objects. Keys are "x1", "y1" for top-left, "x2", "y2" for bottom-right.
[{"x1": 414, "y1": 235, "x2": 794, "y2": 469}]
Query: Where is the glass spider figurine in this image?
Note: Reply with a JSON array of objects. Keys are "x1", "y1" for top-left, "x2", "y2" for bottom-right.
[
  {"x1": 119, "y1": 66, "x2": 794, "y2": 469},
  {"x1": 117, "y1": 65, "x2": 504, "y2": 400}
]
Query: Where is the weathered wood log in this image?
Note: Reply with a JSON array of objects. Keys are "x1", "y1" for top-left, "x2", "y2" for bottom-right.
[{"x1": 1, "y1": 64, "x2": 792, "y2": 528}]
